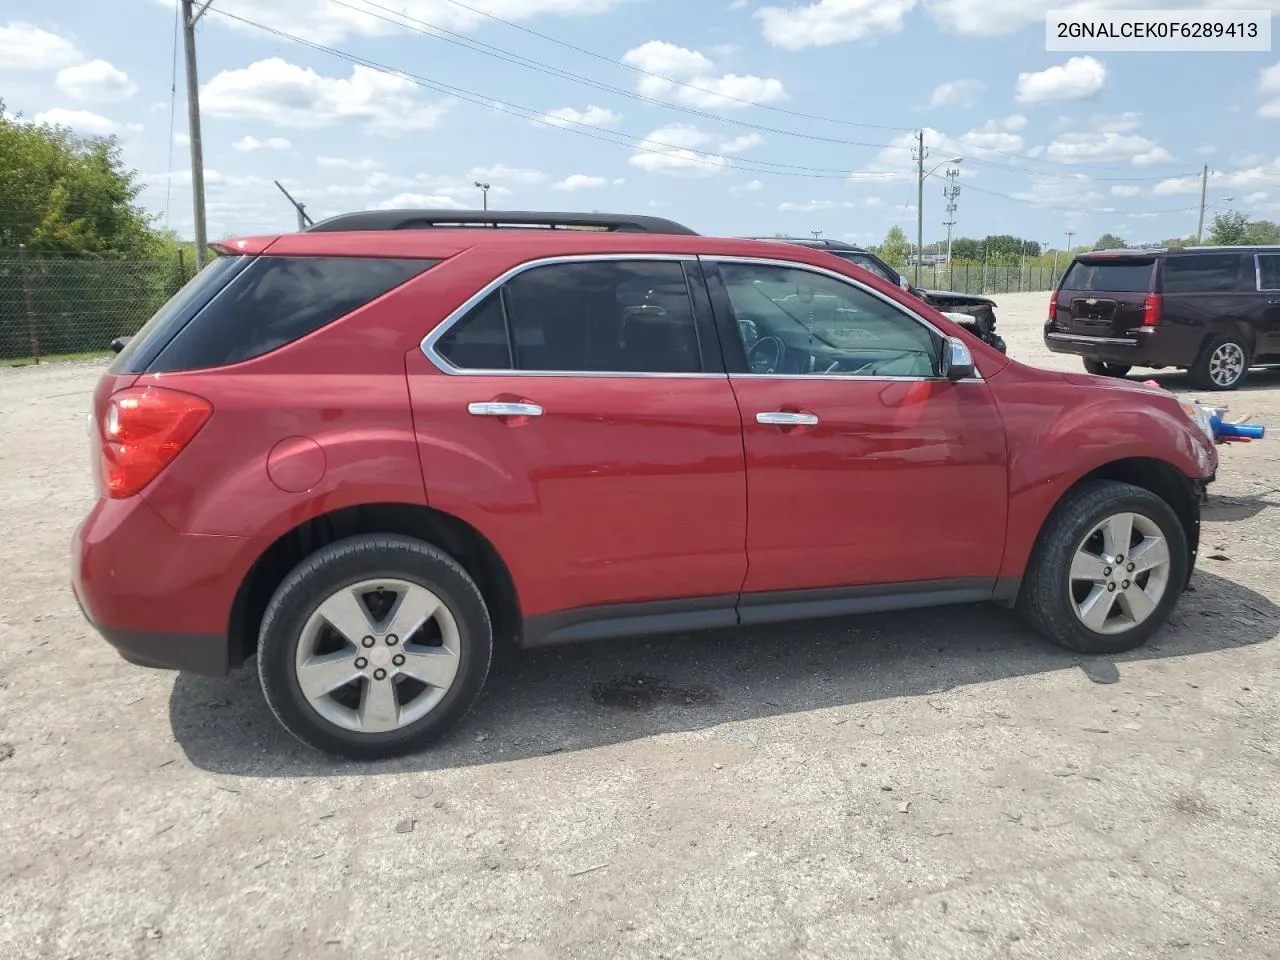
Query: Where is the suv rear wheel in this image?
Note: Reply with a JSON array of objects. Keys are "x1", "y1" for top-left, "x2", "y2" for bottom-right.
[
  {"x1": 258, "y1": 534, "x2": 493, "y2": 760},
  {"x1": 1188, "y1": 334, "x2": 1249, "y2": 391},
  {"x1": 1082, "y1": 359, "x2": 1131, "y2": 378},
  {"x1": 1018, "y1": 481, "x2": 1187, "y2": 655}
]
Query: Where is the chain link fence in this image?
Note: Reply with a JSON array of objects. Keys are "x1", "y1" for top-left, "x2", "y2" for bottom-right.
[
  {"x1": 909, "y1": 262, "x2": 1066, "y2": 295},
  {"x1": 0, "y1": 250, "x2": 194, "y2": 363}
]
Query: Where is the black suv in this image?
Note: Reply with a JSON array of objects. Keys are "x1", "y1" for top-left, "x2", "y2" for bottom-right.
[
  {"x1": 748, "y1": 237, "x2": 1006, "y2": 353},
  {"x1": 1045, "y1": 246, "x2": 1280, "y2": 390}
]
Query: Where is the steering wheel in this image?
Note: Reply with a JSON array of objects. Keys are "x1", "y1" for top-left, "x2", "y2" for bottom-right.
[{"x1": 746, "y1": 336, "x2": 785, "y2": 374}]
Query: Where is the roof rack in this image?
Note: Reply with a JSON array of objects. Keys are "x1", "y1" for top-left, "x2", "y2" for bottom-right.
[{"x1": 305, "y1": 209, "x2": 700, "y2": 235}]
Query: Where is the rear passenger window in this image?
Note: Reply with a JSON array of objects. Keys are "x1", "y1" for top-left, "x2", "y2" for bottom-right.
[
  {"x1": 152, "y1": 256, "x2": 434, "y2": 371},
  {"x1": 1161, "y1": 254, "x2": 1246, "y2": 294},
  {"x1": 1257, "y1": 254, "x2": 1280, "y2": 290},
  {"x1": 433, "y1": 260, "x2": 703, "y2": 374}
]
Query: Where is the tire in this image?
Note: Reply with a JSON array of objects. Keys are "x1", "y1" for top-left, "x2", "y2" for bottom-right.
[
  {"x1": 1082, "y1": 359, "x2": 1131, "y2": 378},
  {"x1": 1188, "y1": 333, "x2": 1249, "y2": 391},
  {"x1": 257, "y1": 534, "x2": 493, "y2": 760},
  {"x1": 1017, "y1": 480, "x2": 1188, "y2": 655}
]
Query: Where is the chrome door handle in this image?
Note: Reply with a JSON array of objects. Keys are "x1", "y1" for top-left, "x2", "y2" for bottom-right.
[
  {"x1": 468, "y1": 402, "x2": 543, "y2": 417},
  {"x1": 756, "y1": 411, "x2": 819, "y2": 426}
]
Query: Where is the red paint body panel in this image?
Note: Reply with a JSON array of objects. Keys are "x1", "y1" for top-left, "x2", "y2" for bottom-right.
[
  {"x1": 405, "y1": 351, "x2": 748, "y2": 617},
  {"x1": 730, "y1": 377, "x2": 1009, "y2": 592}
]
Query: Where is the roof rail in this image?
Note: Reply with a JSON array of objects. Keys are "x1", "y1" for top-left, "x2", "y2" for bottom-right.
[{"x1": 305, "y1": 209, "x2": 700, "y2": 235}]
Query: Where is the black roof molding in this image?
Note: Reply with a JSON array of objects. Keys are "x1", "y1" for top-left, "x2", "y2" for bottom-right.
[{"x1": 305, "y1": 209, "x2": 700, "y2": 235}]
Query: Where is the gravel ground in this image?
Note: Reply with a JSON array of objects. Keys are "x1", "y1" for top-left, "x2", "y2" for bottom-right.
[{"x1": 2, "y1": 291, "x2": 1279, "y2": 960}]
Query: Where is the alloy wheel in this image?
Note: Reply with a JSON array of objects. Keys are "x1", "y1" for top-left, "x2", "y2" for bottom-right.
[
  {"x1": 1208, "y1": 341, "x2": 1246, "y2": 387},
  {"x1": 1068, "y1": 512, "x2": 1171, "y2": 636}
]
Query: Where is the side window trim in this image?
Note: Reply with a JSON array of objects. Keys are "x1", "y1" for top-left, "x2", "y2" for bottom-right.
[
  {"x1": 698, "y1": 254, "x2": 980, "y2": 382},
  {"x1": 421, "y1": 253, "x2": 727, "y2": 379},
  {"x1": 1256, "y1": 253, "x2": 1280, "y2": 292}
]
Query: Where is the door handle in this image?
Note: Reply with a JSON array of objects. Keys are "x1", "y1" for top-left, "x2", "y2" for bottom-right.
[
  {"x1": 468, "y1": 402, "x2": 543, "y2": 417},
  {"x1": 1269, "y1": 298, "x2": 1280, "y2": 304},
  {"x1": 756, "y1": 411, "x2": 819, "y2": 426}
]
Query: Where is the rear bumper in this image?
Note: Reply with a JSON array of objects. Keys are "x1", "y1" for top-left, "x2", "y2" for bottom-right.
[
  {"x1": 1044, "y1": 327, "x2": 1200, "y2": 368},
  {"x1": 71, "y1": 496, "x2": 250, "y2": 676}
]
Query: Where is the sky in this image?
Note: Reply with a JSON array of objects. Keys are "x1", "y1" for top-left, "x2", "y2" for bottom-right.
[{"x1": 3, "y1": 0, "x2": 1280, "y2": 250}]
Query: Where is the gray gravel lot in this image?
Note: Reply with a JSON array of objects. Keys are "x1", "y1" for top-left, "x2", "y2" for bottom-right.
[{"x1": 2, "y1": 291, "x2": 1279, "y2": 959}]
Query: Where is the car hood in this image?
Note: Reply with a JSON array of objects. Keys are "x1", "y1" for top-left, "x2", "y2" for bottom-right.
[{"x1": 921, "y1": 288, "x2": 995, "y2": 305}]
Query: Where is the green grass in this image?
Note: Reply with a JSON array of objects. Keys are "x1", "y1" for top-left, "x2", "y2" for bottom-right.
[{"x1": 0, "y1": 350, "x2": 111, "y2": 367}]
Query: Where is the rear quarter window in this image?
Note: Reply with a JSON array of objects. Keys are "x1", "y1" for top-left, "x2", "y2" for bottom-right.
[
  {"x1": 1061, "y1": 260, "x2": 1154, "y2": 293},
  {"x1": 149, "y1": 256, "x2": 435, "y2": 372},
  {"x1": 1161, "y1": 253, "x2": 1248, "y2": 294}
]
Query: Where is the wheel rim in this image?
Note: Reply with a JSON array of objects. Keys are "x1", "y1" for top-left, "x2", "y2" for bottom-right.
[
  {"x1": 1209, "y1": 342, "x2": 1245, "y2": 386},
  {"x1": 1069, "y1": 512, "x2": 1171, "y2": 636},
  {"x1": 294, "y1": 578, "x2": 461, "y2": 734}
]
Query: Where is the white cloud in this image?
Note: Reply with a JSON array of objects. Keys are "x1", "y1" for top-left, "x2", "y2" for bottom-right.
[
  {"x1": 537, "y1": 105, "x2": 621, "y2": 128},
  {"x1": 629, "y1": 124, "x2": 729, "y2": 177},
  {"x1": 779, "y1": 199, "x2": 857, "y2": 212},
  {"x1": 929, "y1": 79, "x2": 983, "y2": 108},
  {"x1": 469, "y1": 164, "x2": 547, "y2": 184},
  {"x1": 201, "y1": 58, "x2": 447, "y2": 134},
  {"x1": 149, "y1": 0, "x2": 630, "y2": 44},
  {"x1": 1015, "y1": 56, "x2": 1107, "y2": 104},
  {"x1": 553, "y1": 174, "x2": 610, "y2": 190},
  {"x1": 1001, "y1": 113, "x2": 1029, "y2": 131},
  {"x1": 317, "y1": 156, "x2": 382, "y2": 170},
  {"x1": 233, "y1": 135, "x2": 292, "y2": 151},
  {"x1": 621, "y1": 40, "x2": 787, "y2": 109},
  {"x1": 32, "y1": 108, "x2": 118, "y2": 136},
  {"x1": 1260, "y1": 63, "x2": 1280, "y2": 118},
  {"x1": 1011, "y1": 174, "x2": 1104, "y2": 208},
  {"x1": 1155, "y1": 158, "x2": 1280, "y2": 196},
  {"x1": 1196, "y1": 144, "x2": 1218, "y2": 155},
  {"x1": 54, "y1": 59, "x2": 137, "y2": 102},
  {"x1": 720, "y1": 133, "x2": 763, "y2": 153},
  {"x1": 0, "y1": 22, "x2": 82, "y2": 70},
  {"x1": 731, "y1": 179, "x2": 765, "y2": 195},
  {"x1": 957, "y1": 118, "x2": 1025, "y2": 156},
  {"x1": 376, "y1": 193, "x2": 469, "y2": 210},
  {"x1": 1247, "y1": 191, "x2": 1269, "y2": 202},
  {"x1": 1047, "y1": 131, "x2": 1172, "y2": 166},
  {"x1": 1110, "y1": 185, "x2": 1142, "y2": 197},
  {"x1": 756, "y1": 0, "x2": 917, "y2": 49},
  {"x1": 174, "y1": 132, "x2": 190, "y2": 146}
]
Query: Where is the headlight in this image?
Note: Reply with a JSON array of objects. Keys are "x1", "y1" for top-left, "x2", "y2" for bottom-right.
[{"x1": 1179, "y1": 400, "x2": 1216, "y2": 444}]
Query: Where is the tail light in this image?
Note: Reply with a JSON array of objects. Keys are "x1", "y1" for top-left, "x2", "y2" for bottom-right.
[
  {"x1": 1048, "y1": 289, "x2": 1059, "y2": 323},
  {"x1": 1142, "y1": 293, "x2": 1162, "y2": 327},
  {"x1": 100, "y1": 386, "x2": 212, "y2": 498}
]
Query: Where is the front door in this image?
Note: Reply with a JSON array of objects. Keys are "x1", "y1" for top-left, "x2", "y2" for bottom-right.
[
  {"x1": 405, "y1": 255, "x2": 747, "y2": 624},
  {"x1": 702, "y1": 256, "x2": 1008, "y2": 601}
]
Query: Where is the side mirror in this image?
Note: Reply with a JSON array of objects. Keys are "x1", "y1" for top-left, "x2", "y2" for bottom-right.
[
  {"x1": 109, "y1": 336, "x2": 131, "y2": 354},
  {"x1": 898, "y1": 274, "x2": 911, "y2": 290},
  {"x1": 940, "y1": 336, "x2": 975, "y2": 381}
]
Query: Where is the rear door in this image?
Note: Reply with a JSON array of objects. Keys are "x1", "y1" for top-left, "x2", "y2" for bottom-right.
[
  {"x1": 1254, "y1": 253, "x2": 1280, "y2": 353},
  {"x1": 1159, "y1": 252, "x2": 1256, "y2": 346},
  {"x1": 405, "y1": 254, "x2": 748, "y2": 625},
  {"x1": 1054, "y1": 256, "x2": 1155, "y2": 340}
]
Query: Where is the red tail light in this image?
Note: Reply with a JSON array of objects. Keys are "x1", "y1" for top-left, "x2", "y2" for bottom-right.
[
  {"x1": 100, "y1": 386, "x2": 212, "y2": 498},
  {"x1": 1142, "y1": 293, "x2": 1162, "y2": 327},
  {"x1": 1048, "y1": 289, "x2": 1059, "y2": 322}
]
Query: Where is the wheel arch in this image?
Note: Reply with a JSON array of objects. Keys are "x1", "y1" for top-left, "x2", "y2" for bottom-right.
[{"x1": 227, "y1": 502, "x2": 522, "y2": 669}]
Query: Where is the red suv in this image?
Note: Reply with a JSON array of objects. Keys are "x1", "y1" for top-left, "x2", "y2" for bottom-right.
[{"x1": 72, "y1": 210, "x2": 1219, "y2": 759}]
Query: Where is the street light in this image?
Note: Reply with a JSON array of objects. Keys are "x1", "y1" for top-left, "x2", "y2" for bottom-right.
[
  {"x1": 1197, "y1": 196, "x2": 1235, "y2": 243},
  {"x1": 917, "y1": 157, "x2": 962, "y2": 285},
  {"x1": 474, "y1": 180, "x2": 490, "y2": 211}
]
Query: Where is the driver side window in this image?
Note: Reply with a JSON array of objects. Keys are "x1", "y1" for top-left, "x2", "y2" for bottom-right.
[{"x1": 717, "y1": 262, "x2": 940, "y2": 378}]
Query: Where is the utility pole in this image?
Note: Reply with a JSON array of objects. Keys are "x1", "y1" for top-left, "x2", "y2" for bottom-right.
[
  {"x1": 914, "y1": 129, "x2": 926, "y2": 286},
  {"x1": 942, "y1": 167, "x2": 960, "y2": 289},
  {"x1": 181, "y1": 0, "x2": 214, "y2": 269},
  {"x1": 274, "y1": 180, "x2": 313, "y2": 231},
  {"x1": 1195, "y1": 163, "x2": 1209, "y2": 244},
  {"x1": 811, "y1": 229, "x2": 823, "y2": 240},
  {"x1": 474, "y1": 180, "x2": 490, "y2": 211}
]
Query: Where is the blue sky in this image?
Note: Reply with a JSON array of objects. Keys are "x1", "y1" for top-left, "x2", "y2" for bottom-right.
[{"x1": 3, "y1": 0, "x2": 1280, "y2": 250}]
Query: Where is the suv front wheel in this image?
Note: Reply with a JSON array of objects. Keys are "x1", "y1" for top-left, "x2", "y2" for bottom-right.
[
  {"x1": 1018, "y1": 481, "x2": 1188, "y2": 655},
  {"x1": 257, "y1": 534, "x2": 494, "y2": 760}
]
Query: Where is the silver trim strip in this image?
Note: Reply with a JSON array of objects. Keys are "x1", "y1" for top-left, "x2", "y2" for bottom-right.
[
  {"x1": 1046, "y1": 332, "x2": 1138, "y2": 346},
  {"x1": 420, "y1": 253, "x2": 712, "y2": 379}
]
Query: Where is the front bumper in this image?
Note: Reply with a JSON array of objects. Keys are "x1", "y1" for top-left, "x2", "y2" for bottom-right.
[{"x1": 71, "y1": 496, "x2": 249, "y2": 676}]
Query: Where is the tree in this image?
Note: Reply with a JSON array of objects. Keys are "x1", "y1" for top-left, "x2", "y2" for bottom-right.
[
  {"x1": 950, "y1": 237, "x2": 982, "y2": 261},
  {"x1": 1208, "y1": 210, "x2": 1250, "y2": 245},
  {"x1": 0, "y1": 100, "x2": 157, "y2": 256},
  {"x1": 876, "y1": 225, "x2": 911, "y2": 270},
  {"x1": 1094, "y1": 233, "x2": 1126, "y2": 250},
  {"x1": 981, "y1": 234, "x2": 1025, "y2": 263},
  {"x1": 1245, "y1": 219, "x2": 1280, "y2": 244}
]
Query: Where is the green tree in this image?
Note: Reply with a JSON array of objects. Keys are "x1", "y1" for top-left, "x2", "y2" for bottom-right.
[
  {"x1": 950, "y1": 237, "x2": 981, "y2": 261},
  {"x1": 1094, "y1": 233, "x2": 1126, "y2": 250},
  {"x1": 876, "y1": 225, "x2": 911, "y2": 270},
  {"x1": 1208, "y1": 210, "x2": 1250, "y2": 245},
  {"x1": 981, "y1": 234, "x2": 1024, "y2": 262},
  {"x1": 0, "y1": 100, "x2": 157, "y2": 256},
  {"x1": 1245, "y1": 219, "x2": 1280, "y2": 244}
]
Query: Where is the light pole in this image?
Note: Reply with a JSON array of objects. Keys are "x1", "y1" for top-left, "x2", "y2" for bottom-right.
[
  {"x1": 916, "y1": 151, "x2": 962, "y2": 285},
  {"x1": 1196, "y1": 196, "x2": 1235, "y2": 243},
  {"x1": 474, "y1": 181, "x2": 490, "y2": 211}
]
